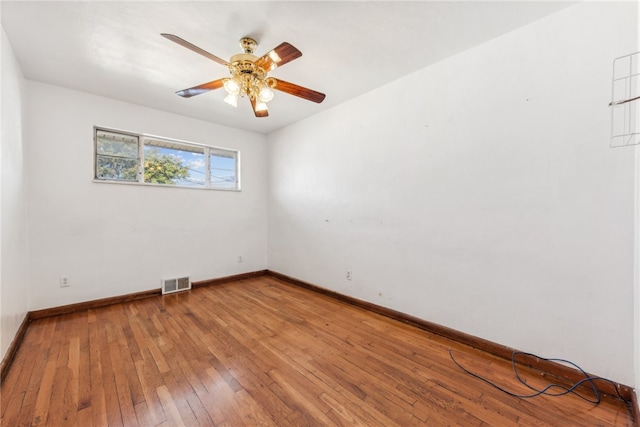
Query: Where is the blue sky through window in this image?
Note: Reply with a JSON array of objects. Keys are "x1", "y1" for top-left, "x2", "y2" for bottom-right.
[{"x1": 210, "y1": 154, "x2": 237, "y2": 189}]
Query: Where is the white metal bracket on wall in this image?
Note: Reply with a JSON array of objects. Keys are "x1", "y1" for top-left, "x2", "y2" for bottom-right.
[{"x1": 610, "y1": 51, "x2": 640, "y2": 147}]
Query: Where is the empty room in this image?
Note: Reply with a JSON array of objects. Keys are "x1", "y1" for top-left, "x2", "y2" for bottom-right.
[{"x1": 1, "y1": 1, "x2": 639, "y2": 425}]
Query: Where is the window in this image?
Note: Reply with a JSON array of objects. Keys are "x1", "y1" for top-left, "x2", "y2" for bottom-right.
[
  {"x1": 94, "y1": 128, "x2": 239, "y2": 190},
  {"x1": 95, "y1": 130, "x2": 139, "y2": 182}
]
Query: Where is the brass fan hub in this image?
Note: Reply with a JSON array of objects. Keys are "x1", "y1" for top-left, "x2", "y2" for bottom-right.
[
  {"x1": 228, "y1": 59, "x2": 266, "y2": 79},
  {"x1": 229, "y1": 53, "x2": 258, "y2": 64}
]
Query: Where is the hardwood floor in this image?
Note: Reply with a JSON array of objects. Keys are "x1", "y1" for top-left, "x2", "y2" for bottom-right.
[{"x1": 1, "y1": 276, "x2": 635, "y2": 426}]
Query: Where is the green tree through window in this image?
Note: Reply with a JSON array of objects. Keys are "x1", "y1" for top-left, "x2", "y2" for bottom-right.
[{"x1": 143, "y1": 149, "x2": 189, "y2": 185}]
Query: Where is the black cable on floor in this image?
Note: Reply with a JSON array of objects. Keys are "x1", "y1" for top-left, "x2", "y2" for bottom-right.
[{"x1": 448, "y1": 349, "x2": 629, "y2": 405}]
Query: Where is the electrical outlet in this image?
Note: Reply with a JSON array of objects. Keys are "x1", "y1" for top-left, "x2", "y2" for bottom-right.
[
  {"x1": 60, "y1": 276, "x2": 70, "y2": 288},
  {"x1": 346, "y1": 270, "x2": 352, "y2": 280},
  {"x1": 238, "y1": 255, "x2": 243, "y2": 263}
]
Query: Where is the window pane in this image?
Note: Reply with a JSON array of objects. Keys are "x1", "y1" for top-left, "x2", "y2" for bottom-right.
[
  {"x1": 96, "y1": 155, "x2": 138, "y2": 181},
  {"x1": 144, "y1": 142, "x2": 205, "y2": 187},
  {"x1": 96, "y1": 131, "x2": 138, "y2": 158},
  {"x1": 210, "y1": 152, "x2": 237, "y2": 189},
  {"x1": 95, "y1": 130, "x2": 139, "y2": 181}
]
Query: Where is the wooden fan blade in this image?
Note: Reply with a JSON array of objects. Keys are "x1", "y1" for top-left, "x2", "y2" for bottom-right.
[
  {"x1": 250, "y1": 98, "x2": 269, "y2": 118},
  {"x1": 272, "y1": 79, "x2": 326, "y2": 103},
  {"x1": 176, "y1": 79, "x2": 225, "y2": 98},
  {"x1": 161, "y1": 33, "x2": 229, "y2": 66},
  {"x1": 255, "y1": 42, "x2": 302, "y2": 71}
]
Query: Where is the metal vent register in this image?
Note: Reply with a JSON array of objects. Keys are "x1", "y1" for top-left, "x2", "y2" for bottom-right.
[{"x1": 162, "y1": 277, "x2": 191, "y2": 294}]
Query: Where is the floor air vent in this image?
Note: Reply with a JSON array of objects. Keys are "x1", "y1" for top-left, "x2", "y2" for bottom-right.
[{"x1": 162, "y1": 276, "x2": 191, "y2": 294}]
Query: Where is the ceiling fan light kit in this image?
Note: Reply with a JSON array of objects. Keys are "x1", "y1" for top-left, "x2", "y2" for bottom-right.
[
  {"x1": 161, "y1": 34, "x2": 326, "y2": 118},
  {"x1": 223, "y1": 38, "x2": 276, "y2": 112}
]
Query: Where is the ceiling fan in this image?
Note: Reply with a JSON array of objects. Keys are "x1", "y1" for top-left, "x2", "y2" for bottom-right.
[{"x1": 161, "y1": 34, "x2": 326, "y2": 118}]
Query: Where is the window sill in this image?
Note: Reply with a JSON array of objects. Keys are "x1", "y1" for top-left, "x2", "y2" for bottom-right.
[{"x1": 92, "y1": 179, "x2": 241, "y2": 192}]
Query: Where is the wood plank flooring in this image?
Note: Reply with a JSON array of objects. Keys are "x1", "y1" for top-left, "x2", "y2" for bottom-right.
[{"x1": 1, "y1": 276, "x2": 635, "y2": 426}]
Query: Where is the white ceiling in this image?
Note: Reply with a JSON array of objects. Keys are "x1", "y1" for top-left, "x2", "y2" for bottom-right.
[{"x1": 1, "y1": 1, "x2": 576, "y2": 135}]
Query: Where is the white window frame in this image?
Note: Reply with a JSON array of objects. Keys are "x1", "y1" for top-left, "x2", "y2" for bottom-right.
[{"x1": 94, "y1": 127, "x2": 241, "y2": 191}]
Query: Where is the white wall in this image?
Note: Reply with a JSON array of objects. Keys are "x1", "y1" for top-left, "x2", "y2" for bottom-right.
[
  {"x1": 1, "y1": 28, "x2": 29, "y2": 360},
  {"x1": 268, "y1": 2, "x2": 638, "y2": 386},
  {"x1": 25, "y1": 82, "x2": 268, "y2": 310}
]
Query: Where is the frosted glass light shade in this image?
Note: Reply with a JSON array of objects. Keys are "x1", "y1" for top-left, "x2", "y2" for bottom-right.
[
  {"x1": 259, "y1": 86, "x2": 275, "y2": 103},
  {"x1": 224, "y1": 94, "x2": 238, "y2": 107},
  {"x1": 223, "y1": 78, "x2": 241, "y2": 95}
]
